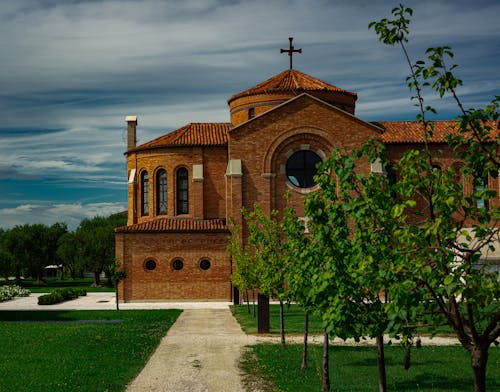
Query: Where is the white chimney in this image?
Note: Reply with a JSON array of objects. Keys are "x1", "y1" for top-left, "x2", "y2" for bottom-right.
[{"x1": 125, "y1": 115, "x2": 137, "y2": 150}]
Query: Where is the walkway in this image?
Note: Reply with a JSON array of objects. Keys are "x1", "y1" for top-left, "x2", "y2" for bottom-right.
[{"x1": 126, "y1": 308, "x2": 256, "y2": 392}]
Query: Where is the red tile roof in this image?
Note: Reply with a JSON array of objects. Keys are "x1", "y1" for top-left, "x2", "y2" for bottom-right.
[
  {"x1": 378, "y1": 120, "x2": 499, "y2": 144},
  {"x1": 115, "y1": 218, "x2": 228, "y2": 233},
  {"x1": 128, "y1": 123, "x2": 230, "y2": 153},
  {"x1": 228, "y1": 69, "x2": 357, "y2": 103}
]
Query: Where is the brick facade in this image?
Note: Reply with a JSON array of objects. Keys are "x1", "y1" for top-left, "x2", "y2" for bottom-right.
[{"x1": 116, "y1": 68, "x2": 495, "y2": 302}]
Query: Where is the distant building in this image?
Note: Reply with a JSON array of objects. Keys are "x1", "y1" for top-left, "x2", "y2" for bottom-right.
[{"x1": 115, "y1": 64, "x2": 499, "y2": 302}]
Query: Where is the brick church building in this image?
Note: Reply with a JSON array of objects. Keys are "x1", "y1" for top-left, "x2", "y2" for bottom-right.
[{"x1": 115, "y1": 46, "x2": 498, "y2": 302}]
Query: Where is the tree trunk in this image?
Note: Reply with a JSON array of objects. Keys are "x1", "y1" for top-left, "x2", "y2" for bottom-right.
[
  {"x1": 280, "y1": 300, "x2": 285, "y2": 345},
  {"x1": 301, "y1": 310, "x2": 309, "y2": 369},
  {"x1": 93, "y1": 271, "x2": 101, "y2": 287},
  {"x1": 245, "y1": 291, "x2": 250, "y2": 314},
  {"x1": 257, "y1": 293, "x2": 270, "y2": 333},
  {"x1": 115, "y1": 281, "x2": 120, "y2": 310},
  {"x1": 252, "y1": 290, "x2": 256, "y2": 317},
  {"x1": 322, "y1": 329, "x2": 330, "y2": 391},
  {"x1": 470, "y1": 344, "x2": 489, "y2": 392},
  {"x1": 376, "y1": 335, "x2": 387, "y2": 392},
  {"x1": 15, "y1": 268, "x2": 22, "y2": 286}
]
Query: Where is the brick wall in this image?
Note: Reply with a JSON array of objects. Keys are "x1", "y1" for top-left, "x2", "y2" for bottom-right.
[
  {"x1": 116, "y1": 231, "x2": 231, "y2": 301},
  {"x1": 126, "y1": 145, "x2": 227, "y2": 224},
  {"x1": 228, "y1": 95, "x2": 380, "y2": 235}
]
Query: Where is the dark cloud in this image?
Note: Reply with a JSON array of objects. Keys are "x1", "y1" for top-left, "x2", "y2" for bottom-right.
[{"x1": 0, "y1": 0, "x2": 498, "y2": 227}]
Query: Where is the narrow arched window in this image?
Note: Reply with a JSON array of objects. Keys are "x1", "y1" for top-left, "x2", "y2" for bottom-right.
[
  {"x1": 475, "y1": 174, "x2": 489, "y2": 210},
  {"x1": 141, "y1": 171, "x2": 149, "y2": 216},
  {"x1": 176, "y1": 167, "x2": 189, "y2": 215},
  {"x1": 156, "y1": 169, "x2": 167, "y2": 215}
]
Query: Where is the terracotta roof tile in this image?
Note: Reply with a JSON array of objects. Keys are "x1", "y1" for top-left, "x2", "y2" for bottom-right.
[
  {"x1": 128, "y1": 123, "x2": 229, "y2": 153},
  {"x1": 115, "y1": 218, "x2": 228, "y2": 233},
  {"x1": 228, "y1": 69, "x2": 356, "y2": 103},
  {"x1": 378, "y1": 120, "x2": 499, "y2": 144}
]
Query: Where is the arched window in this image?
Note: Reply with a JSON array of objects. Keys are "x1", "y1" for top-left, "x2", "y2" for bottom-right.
[
  {"x1": 475, "y1": 174, "x2": 489, "y2": 210},
  {"x1": 141, "y1": 171, "x2": 149, "y2": 216},
  {"x1": 286, "y1": 150, "x2": 322, "y2": 188},
  {"x1": 156, "y1": 169, "x2": 167, "y2": 215},
  {"x1": 176, "y1": 167, "x2": 189, "y2": 215}
]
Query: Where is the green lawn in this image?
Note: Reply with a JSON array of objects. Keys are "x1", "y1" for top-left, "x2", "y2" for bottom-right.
[
  {"x1": 17, "y1": 277, "x2": 115, "y2": 293},
  {"x1": 242, "y1": 344, "x2": 500, "y2": 392},
  {"x1": 232, "y1": 303, "x2": 457, "y2": 336},
  {"x1": 231, "y1": 304, "x2": 324, "y2": 334},
  {"x1": 0, "y1": 309, "x2": 181, "y2": 391}
]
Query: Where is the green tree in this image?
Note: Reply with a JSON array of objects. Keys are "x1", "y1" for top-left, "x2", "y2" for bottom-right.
[
  {"x1": 245, "y1": 204, "x2": 290, "y2": 344},
  {"x1": 3, "y1": 223, "x2": 67, "y2": 284},
  {"x1": 369, "y1": 5, "x2": 500, "y2": 391},
  {"x1": 229, "y1": 204, "x2": 291, "y2": 337},
  {"x1": 281, "y1": 206, "x2": 317, "y2": 369},
  {"x1": 76, "y1": 213, "x2": 126, "y2": 286},
  {"x1": 0, "y1": 228, "x2": 15, "y2": 281},
  {"x1": 56, "y1": 232, "x2": 83, "y2": 280},
  {"x1": 229, "y1": 222, "x2": 259, "y2": 315}
]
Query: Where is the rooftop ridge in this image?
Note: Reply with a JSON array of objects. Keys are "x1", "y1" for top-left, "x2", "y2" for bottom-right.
[
  {"x1": 127, "y1": 122, "x2": 230, "y2": 153},
  {"x1": 228, "y1": 69, "x2": 356, "y2": 103}
]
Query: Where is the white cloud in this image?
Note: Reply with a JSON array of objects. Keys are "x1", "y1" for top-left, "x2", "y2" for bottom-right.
[
  {"x1": 0, "y1": 0, "x2": 498, "y2": 228},
  {"x1": 0, "y1": 202, "x2": 127, "y2": 231}
]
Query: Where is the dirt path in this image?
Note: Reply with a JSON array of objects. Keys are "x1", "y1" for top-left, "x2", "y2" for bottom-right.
[{"x1": 126, "y1": 308, "x2": 256, "y2": 392}]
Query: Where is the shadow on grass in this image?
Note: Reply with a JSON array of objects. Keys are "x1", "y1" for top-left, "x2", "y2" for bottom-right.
[{"x1": 0, "y1": 310, "x2": 122, "y2": 322}]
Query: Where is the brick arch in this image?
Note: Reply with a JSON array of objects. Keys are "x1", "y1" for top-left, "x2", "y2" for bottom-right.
[{"x1": 262, "y1": 126, "x2": 335, "y2": 174}]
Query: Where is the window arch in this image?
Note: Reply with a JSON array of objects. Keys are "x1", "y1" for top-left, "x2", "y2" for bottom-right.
[
  {"x1": 286, "y1": 150, "x2": 322, "y2": 188},
  {"x1": 176, "y1": 167, "x2": 189, "y2": 215},
  {"x1": 140, "y1": 171, "x2": 149, "y2": 216},
  {"x1": 475, "y1": 174, "x2": 489, "y2": 210},
  {"x1": 156, "y1": 169, "x2": 167, "y2": 215}
]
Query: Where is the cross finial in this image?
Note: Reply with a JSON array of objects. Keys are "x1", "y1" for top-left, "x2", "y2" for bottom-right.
[{"x1": 280, "y1": 37, "x2": 302, "y2": 70}]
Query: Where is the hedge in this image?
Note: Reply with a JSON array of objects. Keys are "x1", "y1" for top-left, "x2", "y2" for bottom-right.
[{"x1": 38, "y1": 288, "x2": 87, "y2": 305}]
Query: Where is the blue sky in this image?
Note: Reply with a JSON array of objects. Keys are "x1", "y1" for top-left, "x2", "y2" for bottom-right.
[{"x1": 0, "y1": 0, "x2": 499, "y2": 230}]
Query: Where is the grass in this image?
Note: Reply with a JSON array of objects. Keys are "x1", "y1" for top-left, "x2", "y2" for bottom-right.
[
  {"x1": 241, "y1": 344, "x2": 500, "y2": 392},
  {"x1": 15, "y1": 277, "x2": 115, "y2": 293},
  {"x1": 232, "y1": 303, "x2": 458, "y2": 337},
  {"x1": 0, "y1": 309, "x2": 181, "y2": 391},
  {"x1": 231, "y1": 304, "x2": 324, "y2": 334}
]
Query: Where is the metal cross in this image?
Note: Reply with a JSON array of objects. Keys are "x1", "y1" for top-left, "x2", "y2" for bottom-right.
[{"x1": 280, "y1": 37, "x2": 302, "y2": 70}]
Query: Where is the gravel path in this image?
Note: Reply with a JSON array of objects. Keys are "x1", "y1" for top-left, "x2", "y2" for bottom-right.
[{"x1": 126, "y1": 308, "x2": 256, "y2": 392}]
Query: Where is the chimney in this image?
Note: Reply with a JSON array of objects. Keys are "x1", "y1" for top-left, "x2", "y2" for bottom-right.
[{"x1": 125, "y1": 115, "x2": 137, "y2": 150}]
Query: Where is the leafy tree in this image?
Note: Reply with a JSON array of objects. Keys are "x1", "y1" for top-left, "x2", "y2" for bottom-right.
[
  {"x1": 56, "y1": 232, "x2": 83, "y2": 280},
  {"x1": 229, "y1": 222, "x2": 259, "y2": 315},
  {"x1": 369, "y1": 5, "x2": 500, "y2": 391},
  {"x1": 281, "y1": 206, "x2": 317, "y2": 369},
  {"x1": 3, "y1": 223, "x2": 67, "y2": 284},
  {"x1": 0, "y1": 228, "x2": 14, "y2": 281},
  {"x1": 76, "y1": 214, "x2": 126, "y2": 287},
  {"x1": 229, "y1": 204, "x2": 291, "y2": 337},
  {"x1": 245, "y1": 204, "x2": 291, "y2": 344}
]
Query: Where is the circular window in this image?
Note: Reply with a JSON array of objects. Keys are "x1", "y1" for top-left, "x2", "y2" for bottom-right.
[
  {"x1": 286, "y1": 150, "x2": 322, "y2": 188},
  {"x1": 199, "y1": 259, "x2": 211, "y2": 271},
  {"x1": 172, "y1": 259, "x2": 184, "y2": 271},
  {"x1": 144, "y1": 259, "x2": 157, "y2": 271}
]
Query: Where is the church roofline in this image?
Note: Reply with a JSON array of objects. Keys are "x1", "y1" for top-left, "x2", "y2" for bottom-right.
[
  {"x1": 227, "y1": 69, "x2": 357, "y2": 104},
  {"x1": 378, "y1": 120, "x2": 499, "y2": 144},
  {"x1": 126, "y1": 122, "x2": 230, "y2": 154},
  {"x1": 115, "y1": 218, "x2": 228, "y2": 233},
  {"x1": 229, "y1": 92, "x2": 383, "y2": 134}
]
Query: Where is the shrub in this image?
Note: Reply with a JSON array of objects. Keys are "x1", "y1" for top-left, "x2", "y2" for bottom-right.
[
  {"x1": 37, "y1": 287, "x2": 87, "y2": 305},
  {"x1": 0, "y1": 285, "x2": 31, "y2": 302}
]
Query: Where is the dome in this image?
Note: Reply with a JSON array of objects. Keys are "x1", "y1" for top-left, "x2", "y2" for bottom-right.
[{"x1": 227, "y1": 69, "x2": 357, "y2": 126}]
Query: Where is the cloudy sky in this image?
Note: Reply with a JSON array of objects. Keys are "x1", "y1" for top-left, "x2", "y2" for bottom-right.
[{"x1": 0, "y1": 0, "x2": 498, "y2": 230}]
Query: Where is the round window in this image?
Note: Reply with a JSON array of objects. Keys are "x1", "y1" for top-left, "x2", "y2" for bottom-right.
[
  {"x1": 199, "y1": 259, "x2": 211, "y2": 271},
  {"x1": 172, "y1": 259, "x2": 184, "y2": 271},
  {"x1": 286, "y1": 150, "x2": 322, "y2": 188},
  {"x1": 144, "y1": 259, "x2": 157, "y2": 271}
]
